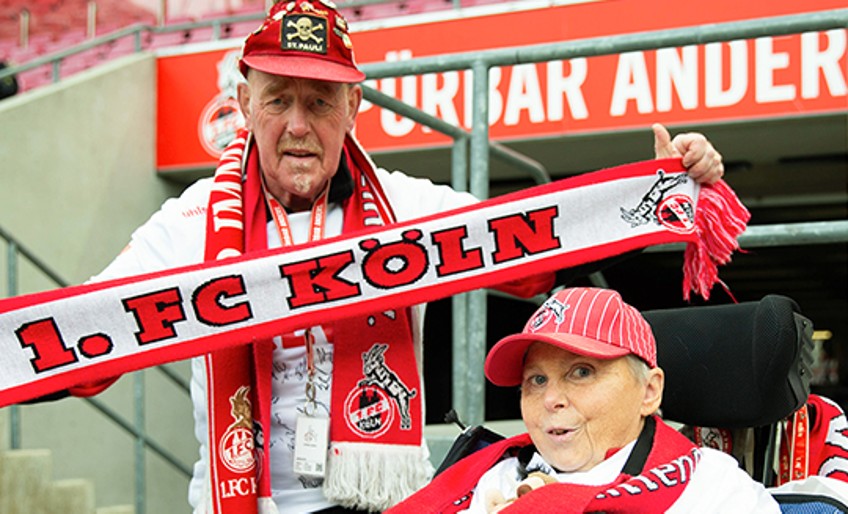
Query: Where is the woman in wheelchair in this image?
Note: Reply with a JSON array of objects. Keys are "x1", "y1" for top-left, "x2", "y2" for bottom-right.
[{"x1": 387, "y1": 287, "x2": 780, "y2": 513}]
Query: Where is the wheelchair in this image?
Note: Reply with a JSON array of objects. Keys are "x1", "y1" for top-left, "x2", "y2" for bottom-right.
[{"x1": 438, "y1": 294, "x2": 848, "y2": 512}]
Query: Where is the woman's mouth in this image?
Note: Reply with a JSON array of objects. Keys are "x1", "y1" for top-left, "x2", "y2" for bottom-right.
[{"x1": 547, "y1": 427, "x2": 576, "y2": 440}]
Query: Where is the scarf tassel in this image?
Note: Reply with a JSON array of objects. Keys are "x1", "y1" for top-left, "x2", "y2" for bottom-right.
[
  {"x1": 683, "y1": 180, "x2": 751, "y2": 301},
  {"x1": 324, "y1": 442, "x2": 434, "y2": 512},
  {"x1": 257, "y1": 497, "x2": 280, "y2": 514}
]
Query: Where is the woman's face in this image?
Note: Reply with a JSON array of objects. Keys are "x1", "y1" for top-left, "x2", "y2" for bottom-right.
[{"x1": 520, "y1": 343, "x2": 663, "y2": 472}]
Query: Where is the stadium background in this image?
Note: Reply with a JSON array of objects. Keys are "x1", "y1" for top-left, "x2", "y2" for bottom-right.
[{"x1": 0, "y1": 0, "x2": 845, "y2": 511}]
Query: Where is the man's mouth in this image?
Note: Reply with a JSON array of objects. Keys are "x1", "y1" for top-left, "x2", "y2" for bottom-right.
[{"x1": 284, "y1": 149, "x2": 316, "y2": 158}]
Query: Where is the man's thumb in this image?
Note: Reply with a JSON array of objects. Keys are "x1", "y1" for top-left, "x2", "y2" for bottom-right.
[{"x1": 652, "y1": 123, "x2": 677, "y2": 159}]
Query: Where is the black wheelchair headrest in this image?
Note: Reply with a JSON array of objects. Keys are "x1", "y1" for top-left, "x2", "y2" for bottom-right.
[{"x1": 644, "y1": 295, "x2": 814, "y2": 429}]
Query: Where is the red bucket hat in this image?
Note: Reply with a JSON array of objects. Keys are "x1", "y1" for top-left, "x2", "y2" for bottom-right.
[
  {"x1": 239, "y1": 0, "x2": 366, "y2": 83},
  {"x1": 485, "y1": 287, "x2": 658, "y2": 387}
]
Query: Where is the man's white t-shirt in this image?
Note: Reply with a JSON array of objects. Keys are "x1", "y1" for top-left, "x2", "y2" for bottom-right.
[{"x1": 93, "y1": 169, "x2": 477, "y2": 513}]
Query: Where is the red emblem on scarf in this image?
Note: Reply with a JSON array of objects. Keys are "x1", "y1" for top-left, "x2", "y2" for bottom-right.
[
  {"x1": 220, "y1": 385, "x2": 256, "y2": 473},
  {"x1": 344, "y1": 383, "x2": 394, "y2": 438},
  {"x1": 657, "y1": 194, "x2": 695, "y2": 234}
]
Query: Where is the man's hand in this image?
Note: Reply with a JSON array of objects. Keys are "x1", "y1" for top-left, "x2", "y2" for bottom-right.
[{"x1": 652, "y1": 123, "x2": 724, "y2": 185}]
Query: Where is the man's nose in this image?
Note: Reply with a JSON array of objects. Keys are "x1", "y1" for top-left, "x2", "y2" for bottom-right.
[{"x1": 285, "y1": 103, "x2": 310, "y2": 137}]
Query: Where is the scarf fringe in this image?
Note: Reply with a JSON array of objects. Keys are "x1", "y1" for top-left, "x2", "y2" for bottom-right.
[
  {"x1": 683, "y1": 180, "x2": 751, "y2": 301},
  {"x1": 257, "y1": 497, "x2": 279, "y2": 514},
  {"x1": 324, "y1": 442, "x2": 434, "y2": 512}
]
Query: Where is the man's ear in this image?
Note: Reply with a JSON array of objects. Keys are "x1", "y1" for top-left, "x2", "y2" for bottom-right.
[
  {"x1": 345, "y1": 84, "x2": 363, "y2": 131},
  {"x1": 237, "y1": 81, "x2": 252, "y2": 130},
  {"x1": 641, "y1": 367, "x2": 665, "y2": 417}
]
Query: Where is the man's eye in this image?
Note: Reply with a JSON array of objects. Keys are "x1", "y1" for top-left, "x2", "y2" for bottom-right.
[
  {"x1": 266, "y1": 98, "x2": 285, "y2": 110},
  {"x1": 313, "y1": 98, "x2": 332, "y2": 111}
]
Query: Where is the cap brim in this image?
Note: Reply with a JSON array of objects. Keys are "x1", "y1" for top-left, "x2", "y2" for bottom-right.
[
  {"x1": 484, "y1": 333, "x2": 631, "y2": 387},
  {"x1": 241, "y1": 54, "x2": 366, "y2": 83}
]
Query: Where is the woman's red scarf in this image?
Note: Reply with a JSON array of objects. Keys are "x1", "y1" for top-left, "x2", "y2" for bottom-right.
[
  {"x1": 387, "y1": 415, "x2": 701, "y2": 514},
  {"x1": 203, "y1": 128, "x2": 431, "y2": 513}
]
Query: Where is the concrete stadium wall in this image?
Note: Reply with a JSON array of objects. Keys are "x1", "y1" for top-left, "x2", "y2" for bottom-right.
[
  {"x1": 0, "y1": 53, "x2": 182, "y2": 287},
  {"x1": 0, "y1": 54, "x2": 195, "y2": 512}
]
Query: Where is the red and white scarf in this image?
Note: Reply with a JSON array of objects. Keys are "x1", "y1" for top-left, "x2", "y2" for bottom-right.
[
  {"x1": 204, "y1": 128, "x2": 430, "y2": 512},
  {"x1": 386, "y1": 415, "x2": 701, "y2": 513},
  {"x1": 0, "y1": 139, "x2": 749, "y2": 512}
]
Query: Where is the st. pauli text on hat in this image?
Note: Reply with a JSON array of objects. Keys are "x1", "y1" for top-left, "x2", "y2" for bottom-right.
[
  {"x1": 387, "y1": 287, "x2": 781, "y2": 514},
  {"x1": 4, "y1": 0, "x2": 735, "y2": 512},
  {"x1": 238, "y1": 0, "x2": 365, "y2": 83}
]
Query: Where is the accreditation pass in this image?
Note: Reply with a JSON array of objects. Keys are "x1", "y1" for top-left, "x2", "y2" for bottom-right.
[{"x1": 293, "y1": 415, "x2": 329, "y2": 477}]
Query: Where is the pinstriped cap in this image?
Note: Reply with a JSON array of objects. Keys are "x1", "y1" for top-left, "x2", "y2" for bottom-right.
[{"x1": 485, "y1": 287, "x2": 657, "y2": 386}]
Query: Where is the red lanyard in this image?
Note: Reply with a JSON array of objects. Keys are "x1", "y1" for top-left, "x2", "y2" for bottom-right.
[
  {"x1": 263, "y1": 183, "x2": 329, "y2": 247},
  {"x1": 778, "y1": 404, "x2": 810, "y2": 485},
  {"x1": 263, "y1": 181, "x2": 330, "y2": 352}
]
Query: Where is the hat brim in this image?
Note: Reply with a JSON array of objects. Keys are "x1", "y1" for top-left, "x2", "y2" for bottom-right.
[
  {"x1": 484, "y1": 332, "x2": 631, "y2": 387},
  {"x1": 240, "y1": 54, "x2": 366, "y2": 83}
]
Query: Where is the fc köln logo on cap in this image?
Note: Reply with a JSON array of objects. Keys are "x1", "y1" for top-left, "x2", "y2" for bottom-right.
[
  {"x1": 282, "y1": 13, "x2": 328, "y2": 55},
  {"x1": 529, "y1": 296, "x2": 570, "y2": 333}
]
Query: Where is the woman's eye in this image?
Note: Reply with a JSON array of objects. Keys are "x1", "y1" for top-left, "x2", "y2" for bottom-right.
[
  {"x1": 527, "y1": 375, "x2": 547, "y2": 387},
  {"x1": 570, "y1": 366, "x2": 593, "y2": 379}
]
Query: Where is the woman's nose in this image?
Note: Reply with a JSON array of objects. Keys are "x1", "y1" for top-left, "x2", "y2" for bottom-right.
[{"x1": 543, "y1": 383, "x2": 569, "y2": 411}]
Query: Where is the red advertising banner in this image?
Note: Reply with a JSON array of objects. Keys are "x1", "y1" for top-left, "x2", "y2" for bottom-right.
[{"x1": 156, "y1": 0, "x2": 848, "y2": 171}]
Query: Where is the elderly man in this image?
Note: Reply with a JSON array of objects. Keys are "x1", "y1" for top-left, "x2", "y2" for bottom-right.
[
  {"x1": 388, "y1": 287, "x2": 780, "y2": 513},
  {"x1": 83, "y1": 1, "x2": 727, "y2": 513}
]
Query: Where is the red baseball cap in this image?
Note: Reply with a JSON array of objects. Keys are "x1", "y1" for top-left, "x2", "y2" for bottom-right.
[
  {"x1": 485, "y1": 287, "x2": 658, "y2": 387},
  {"x1": 239, "y1": 0, "x2": 366, "y2": 83}
]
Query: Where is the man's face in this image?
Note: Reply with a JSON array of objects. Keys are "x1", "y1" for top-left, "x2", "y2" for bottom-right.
[
  {"x1": 238, "y1": 69, "x2": 362, "y2": 211},
  {"x1": 520, "y1": 343, "x2": 663, "y2": 473}
]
